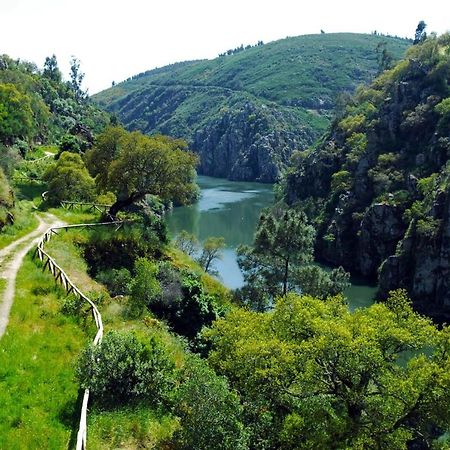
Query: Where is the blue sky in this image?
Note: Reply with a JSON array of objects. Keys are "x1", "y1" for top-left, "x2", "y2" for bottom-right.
[{"x1": 1, "y1": 0, "x2": 449, "y2": 94}]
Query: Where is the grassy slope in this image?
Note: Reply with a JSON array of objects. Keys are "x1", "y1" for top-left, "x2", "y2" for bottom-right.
[
  {"x1": 94, "y1": 33, "x2": 411, "y2": 134},
  {"x1": 0, "y1": 212, "x2": 188, "y2": 448},
  {"x1": 96, "y1": 33, "x2": 410, "y2": 108}
]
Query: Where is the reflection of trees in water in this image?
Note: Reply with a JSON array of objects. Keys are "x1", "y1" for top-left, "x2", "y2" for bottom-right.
[{"x1": 167, "y1": 187, "x2": 273, "y2": 248}]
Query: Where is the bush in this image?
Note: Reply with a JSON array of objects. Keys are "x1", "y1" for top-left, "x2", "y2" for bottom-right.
[
  {"x1": 172, "y1": 356, "x2": 248, "y2": 450},
  {"x1": 43, "y1": 151, "x2": 96, "y2": 204},
  {"x1": 96, "y1": 267, "x2": 132, "y2": 297},
  {"x1": 77, "y1": 330, "x2": 176, "y2": 406},
  {"x1": 84, "y1": 224, "x2": 163, "y2": 274}
]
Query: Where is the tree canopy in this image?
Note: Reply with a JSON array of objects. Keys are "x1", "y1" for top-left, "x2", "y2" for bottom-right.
[
  {"x1": 86, "y1": 126, "x2": 199, "y2": 216},
  {"x1": 205, "y1": 290, "x2": 450, "y2": 449}
]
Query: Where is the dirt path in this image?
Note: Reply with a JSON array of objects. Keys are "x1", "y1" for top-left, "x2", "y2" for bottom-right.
[{"x1": 0, "y1": 213, "x2": 65, "y2": 339}]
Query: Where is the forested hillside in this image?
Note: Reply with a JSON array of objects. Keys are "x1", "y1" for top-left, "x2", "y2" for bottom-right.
[
  {"x1": 283, "y1": 33, "x2": 450, "y2": 319},
  {"x1": 0, "y1": 54, "x2": 109, "y2": 228},
  {"x1": 94, "y1": 33, "x2": 410, "y2": 182}
]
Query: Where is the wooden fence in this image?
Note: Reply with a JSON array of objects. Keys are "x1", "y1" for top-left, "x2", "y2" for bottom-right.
[
  {"x1": 60, "y1": 201, "x2": 112, "y2": 214},
  {"x1": 35, "y1": 220, "x2": 128, "y2": 450}
]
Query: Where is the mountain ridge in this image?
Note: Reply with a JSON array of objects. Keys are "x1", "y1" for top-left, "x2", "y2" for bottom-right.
[{"x1": 94, "y1": 33, "x2": 411, "y2": 182}]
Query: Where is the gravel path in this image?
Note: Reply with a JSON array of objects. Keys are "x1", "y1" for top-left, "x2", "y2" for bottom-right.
[{"x1": 0, "y1": 213, "x2": 64, "y2": 339}]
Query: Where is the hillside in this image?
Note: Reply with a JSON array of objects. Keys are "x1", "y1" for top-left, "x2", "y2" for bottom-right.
[
  {"x1": 94, "y1": 33, "x2": 411, "y2": 182},
  {"x1": 283, "y1": 33, "x2": 450, "y2": 319}
]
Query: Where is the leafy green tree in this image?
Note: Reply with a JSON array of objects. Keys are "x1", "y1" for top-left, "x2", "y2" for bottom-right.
[
  {"x1": 43, "y1": 151, "x2": 96, "y2": 204},
  {"x1": 237, "y1": 207, "x2": 316, "y2": 304},
  {"x1": 128, "y1": 257, "x2": 161, "y2": 316},
  {"x1": 295, "y1": 264, "x2": 350, "y2": 299},
  {"x1": 197, "y1": 236, "x2": 226, "y2": 274},
  {"x1": 0, "y1": 83, "x2": 33, "y2": 144},
  {"x1": 77, "y1": 330, "x2": 176, "y2": 406},
  {"x1": 375, "y1": 41, "x2": 394, "y2": 73},
  {"x1": 42, "y1": 54, "x2": 62, "y2": 83},
  {"x1": 174, "y1": 230, "x2": 198, "y2": 256},
  {"x1": 205, "y1": 290, "x2": 450, "y2": 449},
  {"x1": 172, "y1": 355, "x2": 248, "y2": 450},
  {"x1": 86, "y1": 127, "x2": 199, "y2": 217},
  {"x1": 69, "y1": 56, "x2": 86, "y2": 101}
]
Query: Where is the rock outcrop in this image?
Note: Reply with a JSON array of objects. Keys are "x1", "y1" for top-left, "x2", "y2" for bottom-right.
[{"x1": 284, "y1": 34, "x2": 450, "y2": 318}]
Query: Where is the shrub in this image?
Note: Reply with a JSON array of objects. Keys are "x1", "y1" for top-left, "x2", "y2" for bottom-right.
[
  {"x1": 172, "y1": 356, "x2": 248, "y2": 450},
  {"x1": 77, "y1": 330, "x2": 176, "y2": 406}
]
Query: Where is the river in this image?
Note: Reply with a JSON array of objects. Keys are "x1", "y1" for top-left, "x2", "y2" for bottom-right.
[{"x1": 166, "y1": 176, "x2": 377, "y2": 310}]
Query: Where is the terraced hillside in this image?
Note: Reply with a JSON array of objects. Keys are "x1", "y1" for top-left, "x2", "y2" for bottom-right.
[{"x1": 94, "y1": 33, "x2": 411, "y2": 182}]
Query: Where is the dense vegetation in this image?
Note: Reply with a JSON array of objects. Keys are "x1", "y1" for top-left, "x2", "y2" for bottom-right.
[
  {"x1": 283, "y1": 33, "x2": 450, "y2": 319},
  {"x1": 3, "y1": 33, "x2": 450, "y2": 450},
  {"x1": 0, "y1": 53, "x2": 109, "y2": 227},
  {"x1": 94, "y1": 33, "x2": 410, "y2": 182}
]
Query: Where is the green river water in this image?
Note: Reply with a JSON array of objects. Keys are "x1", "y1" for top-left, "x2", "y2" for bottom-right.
[{"x1": 167, "y1": 176, "x2": 377, "y2": 310}]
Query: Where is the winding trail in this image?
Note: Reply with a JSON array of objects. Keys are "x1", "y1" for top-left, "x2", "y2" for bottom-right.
[{"x1": 0, "y1": 213, "x2": 65, "y2": 339}]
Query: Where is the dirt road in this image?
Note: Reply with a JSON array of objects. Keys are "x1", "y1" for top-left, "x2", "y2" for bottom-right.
[{"x1": 0, "y1": 213, "x2": 64, "y2": 339}]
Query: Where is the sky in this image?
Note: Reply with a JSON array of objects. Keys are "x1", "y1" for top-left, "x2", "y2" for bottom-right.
[{"x1": 1, "y1": 0, "x2": 449, "y2": 94}]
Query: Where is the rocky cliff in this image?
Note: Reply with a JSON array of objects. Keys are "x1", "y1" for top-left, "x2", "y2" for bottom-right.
[{"x1": 284, "y1": 33, "x2": 450, "y2": 317}]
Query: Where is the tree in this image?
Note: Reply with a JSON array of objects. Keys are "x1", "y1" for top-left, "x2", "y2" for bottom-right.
[
  {"x1": 86, "y1": 127, "x2": 199, "y2": 217},
  {"x1": 172, "y1": 355, "x2": 248, "y2": 450},
  {"x1": 413, "y1": 20, "x2": 427, "y2": 45},
  {"x1": 43, "y1": 151, "x2": 96, "y2": 204},
  {"x1": 0, "y1": 83, "x2": 33, "y2": 144},
  {"x1": 174, "y1": 230, "x2": 199, "y2": 256},
  {"x1": 205, "y1": 290, "x2": 450, "y2": 449},
  {"x1": 238, "y1": 207, "x2": 315, "y2": 301},
  {"x1": 197, "y1": 237, "x2": 225, "y2": 274},
  {"x1": 77, "y1": 330, "x2": 176, "y2": 406},
  {"x1": 69, "y1": 56, "x2": 86, "y2": 101},
  {"x1": 42, "y1": 54, "x2": 62, "y2": 83},
  {"x1": 0, "y1": 167, "x2": 14, "y2": 229},
  {"x1": 128, "y1": 257, "x2": 161, "y2": 316}
]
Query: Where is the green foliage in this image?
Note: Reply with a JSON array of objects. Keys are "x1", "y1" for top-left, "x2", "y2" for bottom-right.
[
  {"x1": 128, "y1": 258, "x2": 161, "y2": 316},
  {"x1": 295, "y1": 265, "x2": 350, "y2": 299},
  {"x1": 174, "y1": 230, "x2": 198, "y2": 256},
  {"x1": 331, "y1": 170, "x2": 352, "y2": 193},
  {"x1": 84, "y1": 223, "x2": 164, "y2": 274},
  {"x1": 96, "y1": 267, "x2": 132, "y2": 297},
  {"x1": 0, "y1": 53, "x2": 108, "y2": 151},
  {"x1": 237, "y1": 207, "x2": 319, "y2": 307},
  {"x1": 43, "y1": 151, "x2": 96, "y2": 204},
  {"x1": 172, "y1": 355, "x2": 248, "y2": 450},
  {"x1": 0, "y1": 167, "x2": 14, "y2": 229},
  {"x1": 0, "y1": 83, "x2": 34, "y2": 144},
  {"x1": 150, "y1": 269, "x2": 222, "y2": 339},
  {"x1": 205, "y1": 290, "x2": 450, "y2": 449},
  {"x1": 86, "y1": 126, "x2": 199, "y2": 215},
  {"x1": 77, "y1": 330, "x2": 176, "y2": 406},
  {"x1": 94, "y1": 33, "x2": 409, "y2": 141},
  {"x1": 197, "y1": 236, "x2": 225, "y2": 274}
]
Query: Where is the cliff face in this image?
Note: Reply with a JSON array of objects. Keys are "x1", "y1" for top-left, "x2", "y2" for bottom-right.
[
  {"x1": 194, "y1": 102, "x2": 313, "y2": 182},
  {"x1": 284, "y1": 34, "x2": 450, "y2": 317},
  {"x1": 94, "y1": 33, "x2": 410, "y2": 182}
]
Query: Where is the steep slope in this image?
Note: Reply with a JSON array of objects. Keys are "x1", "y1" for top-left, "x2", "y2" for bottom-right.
[
  {"x1": 94, "y1": 33, "x2": 410, "y2": 182},
  {"x1": 284, "y1": 34, "x2": 450, "y2": 319}
]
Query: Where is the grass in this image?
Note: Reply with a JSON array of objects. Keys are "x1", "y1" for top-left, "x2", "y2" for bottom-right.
[
  {"x1": 0, "y1": 201, "x2": 39, "y2": 250},
  {"x1": 0, "y1": 254, "x2": 89, "y2": 449},
  {"x1": 87, "y1": 405, "x2": 178, "y2": 450}
]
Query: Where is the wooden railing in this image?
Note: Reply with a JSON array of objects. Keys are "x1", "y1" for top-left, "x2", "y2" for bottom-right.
[
  {"x1": 60, "y1": 201, "x2": 112, "y2": 214},
  {"x1": 35, "y1": 220, "x2": 128, "y2": 450}
]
